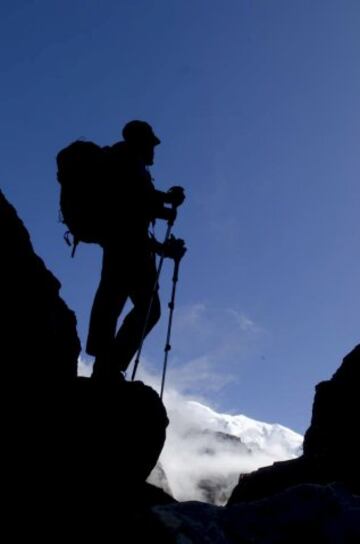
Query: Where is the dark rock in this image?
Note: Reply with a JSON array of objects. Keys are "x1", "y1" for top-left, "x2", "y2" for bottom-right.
[
  {"x1": 227, "y1": 457, "x2": 323, "y2": 504},
  {"x1": 61, "y1": 377, "x2": 169, "y2": 487},
  {"x1": 0, "y1": 189, "x2": 80, "y2": 383},
  {"x1": 303, "y1": 344, "x2": 360, "y2": 471},
  {"x1": 153, "y1": 483, "x2": 360, "y2": 543},
  {"x1": 228, "y1": 345, "x2": 360, "y2": 504},
  {"x1": 11, "y1": 377, "x2": 172, "y2": 539}
]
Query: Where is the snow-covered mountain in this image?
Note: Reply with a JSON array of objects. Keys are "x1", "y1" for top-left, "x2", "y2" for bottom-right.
[{"x1": 148, "y1": 399, "x2": 303, "y2": 504}]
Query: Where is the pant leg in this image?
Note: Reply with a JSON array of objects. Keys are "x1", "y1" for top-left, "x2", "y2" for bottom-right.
[
  {"x1": 86, "y1": 247, "x2": 128, "y2": 358},
  {"x1": 112, "y1": 250, "x2": 161, "y2": 372}
]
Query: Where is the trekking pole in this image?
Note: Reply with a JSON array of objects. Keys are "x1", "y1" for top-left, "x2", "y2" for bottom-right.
[
  {"x1": 131, "y1": 217, "x2": 174, "y2": 381},
  {"x1": 160, "y1": 252, "x2": 184, "y2": 400}
]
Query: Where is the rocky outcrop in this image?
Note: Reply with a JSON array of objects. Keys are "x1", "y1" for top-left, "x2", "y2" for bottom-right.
[
  {"x1": 303, "y1": 344, "x2": 360, "y2": 479},
  {"x1": 228, "y1": 345, "x2": 360, "y2": 504},
  {"x1": 63, "y1": 377, "x2": 170, "y2": 487},
  {"x1": 10, "y1": 376, "x2": 173, "y2": 539},
  {"x1": 0, "y1": 189, "x2": 80, "y2": 383},
  {"x1": 151, "y1": 483, "x2": 360, "y2": 543}
]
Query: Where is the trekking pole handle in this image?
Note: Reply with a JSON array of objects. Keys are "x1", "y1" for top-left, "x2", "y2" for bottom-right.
[{"x1": 167, "y1": 203, "x2": 177, "y2": 227}]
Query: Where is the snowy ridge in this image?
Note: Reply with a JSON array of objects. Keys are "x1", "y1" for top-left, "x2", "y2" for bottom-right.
[
  {"x1": 149, "y1": 398, "x2": 303, "y2": 504},
  {"x1": 187, "y1": 401, "x2": 303, "y2": 457}
]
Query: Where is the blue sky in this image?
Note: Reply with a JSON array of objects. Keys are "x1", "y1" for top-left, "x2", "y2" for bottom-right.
[{"x1": 1, "y1": 0, "x2": 359, "y2": 433}]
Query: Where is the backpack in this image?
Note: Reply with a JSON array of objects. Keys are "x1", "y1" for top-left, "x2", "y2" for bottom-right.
[{"x1": 56, "y1": 140, "x2": 108, "y2": 256}]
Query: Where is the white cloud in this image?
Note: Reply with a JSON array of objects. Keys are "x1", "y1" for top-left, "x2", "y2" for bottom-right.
[
  {"x1": 158, "y1": 356, "x2": 234, "y2": 395},
  {"x1": 77, "y1": 355, "x2": 92, "y2": 377},
  {"x1": 225, "y1": 308, "x2": 259, "y2": 332},
  {"x1": 170, "y1": 302, "x2": 267, "y2": 367}
]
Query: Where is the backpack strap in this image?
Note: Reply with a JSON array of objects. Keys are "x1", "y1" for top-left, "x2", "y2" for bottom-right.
[{"x1": 71, "y1": 237, "x2": 79, "y2": 258}]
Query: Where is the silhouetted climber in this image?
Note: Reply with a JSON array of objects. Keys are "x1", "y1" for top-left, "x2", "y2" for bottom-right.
[{"x1": 85, "y1": 121, "x2": 185, "y2": 380}]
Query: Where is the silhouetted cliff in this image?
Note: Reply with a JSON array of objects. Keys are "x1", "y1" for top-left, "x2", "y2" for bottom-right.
[
  {"x1": 0, "y1": 189, "x2": 80, "y2": 383},
  {"x1": 228, "y1": 345, "x2": 360, "y2": 504}
]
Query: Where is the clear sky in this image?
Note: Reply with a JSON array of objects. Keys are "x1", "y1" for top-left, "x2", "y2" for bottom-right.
[{"x1": 1, "y1": 0, "x2": 359, "y2": 433}]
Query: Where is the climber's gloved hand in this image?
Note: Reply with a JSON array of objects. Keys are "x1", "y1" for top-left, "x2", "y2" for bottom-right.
[
  {"x1": 162, "y1": 235, "x2": 187, "y2": 261},
  {"x1": 166, "y1": 186, "x2": 185, "y2": 208}
]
